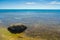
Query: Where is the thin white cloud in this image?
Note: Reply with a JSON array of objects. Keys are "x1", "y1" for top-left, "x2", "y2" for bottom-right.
[
  {"x1": 49, "y1": 1, "x2": 60, "y2": 4},
  {"x1": 14, "y1": 17, "x2": 21, "y2": 19},
  {"x1": 25, "y1": 2, "x2": 36, "y2": 5}
]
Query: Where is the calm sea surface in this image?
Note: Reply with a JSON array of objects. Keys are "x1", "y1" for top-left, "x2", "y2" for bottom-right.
[{"x1": 0, "y1": 9, "x2": 60, "y2": 27}]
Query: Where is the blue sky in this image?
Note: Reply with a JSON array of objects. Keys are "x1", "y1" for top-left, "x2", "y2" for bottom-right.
[{"x1": 0, "y1": 0, "x2": 60, "y2": 9}]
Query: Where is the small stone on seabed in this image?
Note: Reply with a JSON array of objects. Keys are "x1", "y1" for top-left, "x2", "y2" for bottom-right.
[{"x1": 7, "y1": 24, "x2": 27, "y2": 34}]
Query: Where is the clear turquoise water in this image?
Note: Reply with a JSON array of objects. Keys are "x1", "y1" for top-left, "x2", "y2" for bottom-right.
[{"x1": 0, "y1": 9, "x2": 60, "y2": 27}]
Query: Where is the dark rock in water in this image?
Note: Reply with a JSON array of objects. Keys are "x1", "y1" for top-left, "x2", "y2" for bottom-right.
[{"x1": 7, "y1": 25, "x2": 27, "y2": 34}]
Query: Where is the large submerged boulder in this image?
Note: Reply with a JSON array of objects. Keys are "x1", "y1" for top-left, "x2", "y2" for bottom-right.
[{"x1": 7, "y1": 24, "x2": 27, "y2": 34}]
